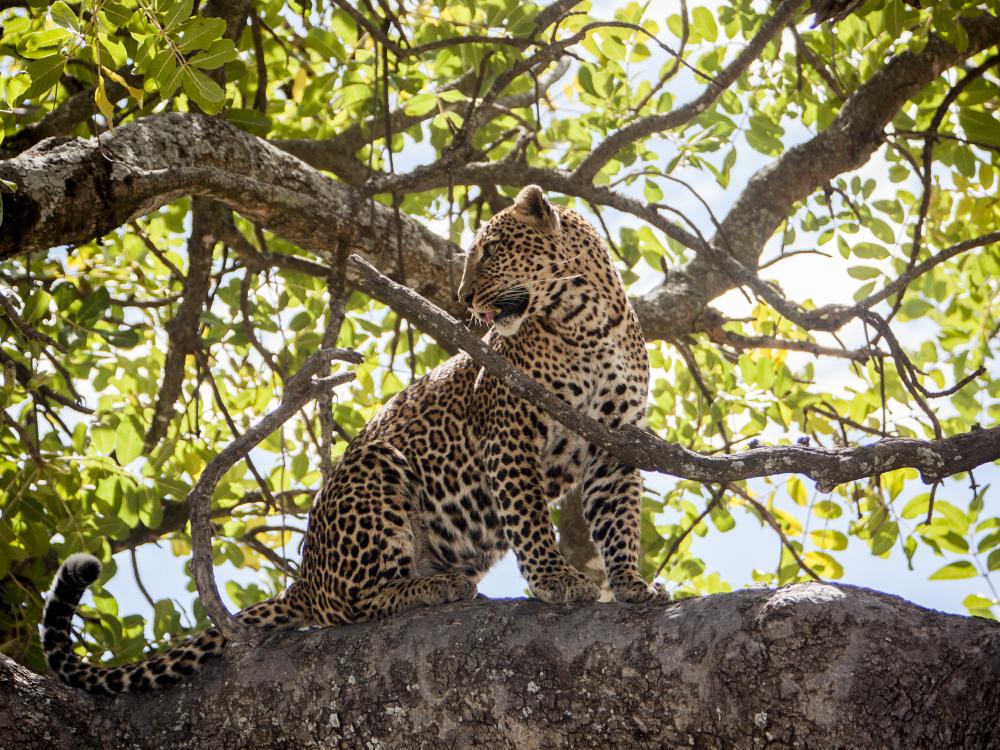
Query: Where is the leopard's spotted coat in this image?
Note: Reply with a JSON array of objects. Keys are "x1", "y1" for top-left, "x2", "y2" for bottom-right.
[{"x1": 42, "y1": 186, "x2": 663, "y2": 694}]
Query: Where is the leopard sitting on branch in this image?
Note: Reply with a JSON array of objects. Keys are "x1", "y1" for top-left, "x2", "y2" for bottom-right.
[{"x1": 42, "y1": 185, "x2": 665, "y2": 694}]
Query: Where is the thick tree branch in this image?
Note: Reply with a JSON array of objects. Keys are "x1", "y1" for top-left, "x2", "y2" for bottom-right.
[
  {"x1": 0, "y1": 113, "x2": 466, "y2": 316},
  {"x1": 5, "y1": 585, "x2": 999, "y2": 748},
  {"x1": 689, "y1": 12, "x2": 1000, "y2": 309},
  {"x1": 0, "y1": 113, "x2": 696, "y2": 339},
  {"x1": 349, "y1": 255, "x2": 1000, "y2": 493},
  {"x1": 2, "y1": 8, "x2": 998, "y2": 348}
]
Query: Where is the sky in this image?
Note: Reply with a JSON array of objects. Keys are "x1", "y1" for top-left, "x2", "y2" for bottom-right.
[{"x1": 100, "y1": 0, "x2": 999, "y2": 628}]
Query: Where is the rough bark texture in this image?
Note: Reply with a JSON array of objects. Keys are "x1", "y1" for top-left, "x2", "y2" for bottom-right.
[
  {"x1": 0, "y1": 113, "x2": 464, "y2": 318},
  {"x1": 2, "y1": 584, "x2": 998, "y2": 749}
]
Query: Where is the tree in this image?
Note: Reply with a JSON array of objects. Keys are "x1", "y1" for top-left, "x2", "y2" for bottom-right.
[{"x1": 1, "y1": 0, "x2": 999, "y2": 741}]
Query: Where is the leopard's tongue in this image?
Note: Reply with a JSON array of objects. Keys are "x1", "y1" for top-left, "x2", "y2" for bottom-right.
[{"x1": 484, "y1": 311, "x2": 496, "y2": 325}]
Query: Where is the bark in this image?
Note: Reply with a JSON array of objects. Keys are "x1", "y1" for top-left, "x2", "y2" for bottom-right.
[
  {"x1": 2, "y1": 584, "x2": 998, "y2": 749},
  {"x1": 0, "y1": 113, "x2": 465, "y2": 318}
]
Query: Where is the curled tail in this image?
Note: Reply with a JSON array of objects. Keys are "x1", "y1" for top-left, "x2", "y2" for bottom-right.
[{"x1": 42, "y1": 553, "x2": 304, "y2": 695}]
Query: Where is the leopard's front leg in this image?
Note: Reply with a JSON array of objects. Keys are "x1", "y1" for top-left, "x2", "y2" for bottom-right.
[
  {"x1": 581, "y1": 454, "x2": 669, "y2": 603},
  {"x1": 482, "y1": 406, "x2": 600, "y2": 604}
]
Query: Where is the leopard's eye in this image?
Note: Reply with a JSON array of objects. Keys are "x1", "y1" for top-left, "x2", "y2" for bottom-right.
[{"x1": 481, "y1": 240, "x2": 501, "y2": 262}]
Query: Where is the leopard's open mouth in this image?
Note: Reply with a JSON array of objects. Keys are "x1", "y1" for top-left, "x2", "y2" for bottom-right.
[{"x1": 486, "y1": 290, "x2": 529, "y2": 325}]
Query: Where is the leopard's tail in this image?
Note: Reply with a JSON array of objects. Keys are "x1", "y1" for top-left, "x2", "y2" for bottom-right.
[{"x1": 42, "y1": 553, "x2": 304, "y2": 695}]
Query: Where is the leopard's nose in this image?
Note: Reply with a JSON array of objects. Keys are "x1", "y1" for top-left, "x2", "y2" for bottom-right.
[{"x1": 462, "y1": 291, "x2": 474, "y2": 305}]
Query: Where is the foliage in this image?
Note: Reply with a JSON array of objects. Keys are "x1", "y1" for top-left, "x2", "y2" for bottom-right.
[{"x1": 1, "y1": 0, "x2": 998, "y2": 672}]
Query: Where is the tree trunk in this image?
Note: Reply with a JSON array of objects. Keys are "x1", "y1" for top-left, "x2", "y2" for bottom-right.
[{"x1": 2, "y1": 584, "x2": 998, "y2": 749}]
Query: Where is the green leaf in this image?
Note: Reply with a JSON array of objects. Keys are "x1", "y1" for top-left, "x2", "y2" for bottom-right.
[
  {"x1": 988, "y1": 549, "x2": 1000, "y2": 572},
  {"x1": 95, "y1": 77, "x2": 116, "y2": 124},
  {"x1": 928, "y1": 561, "x2": 976, "y2": 580},
  {"x1": 812, "y1": 500, "x2": 842, "y2": 520},
  {"x1": 92, "y1": 425, "x2": 116, "y2": 454},
  {"x1": 811, "y1": 529, "x2": 848, "y2": 551},
  {"x1": 181, "y1": 67, "x2": 225, "y2": 114},
  {"x1": 958, "y1": 109, "x2": 1000, "y2": 148},
  {"x1": 899, "y1": 298, "x2": 933, "y2": 320},
  {"x1": 139, "y1": 488, "x2": 164, "y2": 528},
  {"x1": 102, "y1": 1, "x2": 133, "y2": 27},
  {"x1": 175, "y1": 17, "x2": 227, "y2": 54},
  {"x1": 5, "y1": 73, "x2": 30, "y2": 106},
  {"x1": 50, "y1": 1, "x2": 80, "y2": 32},
  {"x1": 578, "y1": 66, "x2": 598, "y2": 98},
  {"x1": 75, "y1": 286, "x2": 110, "y2": 327},
  {"x1": 803, "y1": 551, "x2": 843, "y2": 579},
  {"x1": 963, "y1": 593, "x2": 997, "y2": 616},
  {"x1": 870, "y1": 522, "x2": 898, "y2": 556},
  {"x1": 847, "y1": 265, "x2": 880, "y2": 280},
  {"x1": 115, "y1": 417, "x2": 144, "y2": 465},
  {"x1": 190, "y1": 39, "x2": 238, "y2": 70},
  {"x1": 978, "y1": 530, "x2": 1000, "y2": 554},
  {"x1": 691, "y1": 7, "x2": 718, "y2": 43},
  {"x1": 709, "y1": 504, "x2": 735, "y2": 533},
  {"x1": 403, "y1": 93, "x2": 438, "y2": 116},
  {"x1": 884, "y1": 0, "x2": 905, "y2": 38},
  {"x1": 161, "y1": 0, "x2": 195, "y2": 30},
  {"x1": 787, "y1": 476, "x2": 808, "y2": 506},
  {"x1": 852, "y1": 242, "x2": 889, "y2": 260},
  {"x1": 24, "y1": 55, "x2": 66, "y2": 100}
]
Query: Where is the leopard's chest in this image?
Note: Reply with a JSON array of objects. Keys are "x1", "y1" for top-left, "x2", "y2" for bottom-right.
[{"x1": 534, "y1": 343, "x2": 647, "y2": 500}]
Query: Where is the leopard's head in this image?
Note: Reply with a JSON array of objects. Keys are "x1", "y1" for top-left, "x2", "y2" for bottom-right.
[{"x1": 457, "y1": 185, "x2": 573, "y2": 337}]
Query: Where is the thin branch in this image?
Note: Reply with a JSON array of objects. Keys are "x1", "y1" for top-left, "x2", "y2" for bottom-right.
[
  {"x1": 857, "y1": 230, "x2": 1000, "y2": 311},
  {"x1": 349, "y1": 254, "x2": 1000, "y2": 493},
  {"x1": 130, "y1": 548, "x2": 158, "y2": 610},
  {"x1": 573, "y1": 0, "x2": 805, "y2": 181},
  {"x1": 704, "y1": 326, "x2": 882, "y2": 362},
  {"x1": 0, "y1": 291, "x2": 66, "y2": 352},
  {"x1": 0, "y1": 350, "x2": 93, "y2": 414},
  {"x1": 189, "y1": 347, "x2": 361, "y2": 641},
  {"x1": 144, "y1": 199, "x2": 223, "y2": 451}
]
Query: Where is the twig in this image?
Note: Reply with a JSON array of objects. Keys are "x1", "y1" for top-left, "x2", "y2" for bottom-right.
[
  {"x1": 0, "y1": 410, "x2": 46, "y2": 466},
  {"x1": 727, "y1": 483, "x2": 823, "y2": 582},
  {"x1": 0, "y1": 291, "x2": 66, "y2": 352},
  {"x1": 0, "y1": 350, "x2": 94, "y2": 414},
  {"x1": 703, "y1": 326, "x2": 882, "y2": 363},
  {"x1": 193, "y1": 347, "x2": 280, "y2": 512},
  {"x1": 655, "y1": 485, "x2": 724, "y2": 577},
  {"x1": 144, "y1": 198, "x2": 222, "y2": 451},
  {"x1": 188, "y1": 347, "x2": 361, "y2": 641},
  {"x1": 130, "y1": 548, "x2": 157, "y2": 610},
  {"x1": 243, "y1": 525, "x2": 300, "y2": 577}
]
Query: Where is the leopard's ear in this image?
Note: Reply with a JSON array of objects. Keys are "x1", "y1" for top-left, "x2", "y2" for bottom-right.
[{"x1": 512, "y1": 185, "x2": 561, "y2": 234}]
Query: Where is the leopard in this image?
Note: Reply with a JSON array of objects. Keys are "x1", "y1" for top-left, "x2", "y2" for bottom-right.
[{"x1": 41, "y1": 185, "x2": 663, "y2": 695}]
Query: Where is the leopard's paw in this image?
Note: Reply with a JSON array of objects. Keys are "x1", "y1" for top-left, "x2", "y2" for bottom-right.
[
  {"x1": 530, "y1": 570, "x2": 601, "y2": 604},
  {"x1": 613, "y1": 578, "x2": 671, "y2": 604},
  {"x1": 441, "y1": 574, "x2": 478, "y2": 603},
  {"x1": 422, "y1": 574, "x2": 477, "y2": 605}
]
